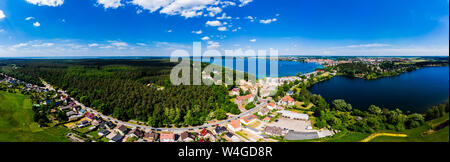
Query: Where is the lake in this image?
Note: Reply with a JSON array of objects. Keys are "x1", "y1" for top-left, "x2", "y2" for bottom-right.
[
  {"x1": 199, "y1": 58, "x2": 322, "y2": 78},
  {"x1": 309, "y1": 66, "x2": 449, "y2": 113}
]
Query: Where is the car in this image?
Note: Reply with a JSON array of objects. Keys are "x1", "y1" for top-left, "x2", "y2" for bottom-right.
[
  {"x1": 156, "y1": 129, "x2": 161, "y2": 131},
  {"x1": 151, "y1": 128, "x2": 155, "y2": 131},
  {"x1": 188, "y1": 128, "x2": 193, "y2": 131}
]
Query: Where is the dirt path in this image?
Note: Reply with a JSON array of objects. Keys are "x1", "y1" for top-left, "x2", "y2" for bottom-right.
[{"x1": 360, "y1": 133, "x2": 408, "y2": 142}]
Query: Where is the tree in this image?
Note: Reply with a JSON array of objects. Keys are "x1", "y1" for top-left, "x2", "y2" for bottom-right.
[{"x1": 332, "y1": 99, "x2": 352, "y2": 112}]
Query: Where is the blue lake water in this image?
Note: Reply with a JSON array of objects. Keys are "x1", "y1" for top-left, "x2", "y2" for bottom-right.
[
  {"x1": 199, "y1": 58, "x2": 322, "y2": 78},
  {"x1": 309, "y1": 66, "x2": 449, "y2": 113}
]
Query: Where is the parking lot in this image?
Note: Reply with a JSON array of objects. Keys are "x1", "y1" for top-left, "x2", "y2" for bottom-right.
[{"x1": 267, "y1": 117, "x2": 314, "y2": 132}]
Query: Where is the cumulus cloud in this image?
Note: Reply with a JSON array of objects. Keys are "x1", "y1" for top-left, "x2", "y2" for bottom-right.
[
  {"x1": 217, "y1": 26, "x2": 227, "y2": 31},
  {"x1": 259, "y1": 18, "x2": 277, "y2": 24},
  {"x1": 250, "y1": 39, "x2": 256, "y2": 42},
  {"x1": 108, "y1": 41, "x2": 128, "y2": 47},
  {"x1": 97, "y1": 0, "x2": 123, "y2": 9},
  {"x1": 206, "y1": 20, "x2": 222, "y2": 26},
  {"x1": 201, "y1": 36, "x2": 210, "y2": 41},
  {"x1": 0, "y1": 10, "x2": 5, "y2": 19},
  {"x1": 32, "y1": 43, "x2": 54, "y2": 47},
  {"x1": 238, "y1": 0, "x2": 253, "y2": 7},
  {"x1": 192, "y1": 30, "x2": 203, "y2": 34},
  {"x1": 207, "y1": 41, "x2": 220, "y2": 48},
  {"x1": 25, "y1": 0, "x2": 64, "y2": 7},
  {"x1": 33, "y1": 22, "x2": 41, "y2": 27},
  {"x1": 88, "y1": 43, "x2": 99, "y2": 47},
  {"x1": 216, "y1": 13, "x2": 232, "y2": 20},
  {"x1": 25, "y1": 17, "x2": 35, "y2": 21},
  {"x1": 12, "y1": 43, "x2": 28, "y2": 49},
  {"x1": 131, "y1": 0, "x2": 244, "y2": 18}
]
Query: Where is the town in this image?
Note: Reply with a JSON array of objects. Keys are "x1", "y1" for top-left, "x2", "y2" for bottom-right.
[{"x1": 0, "y1": 68, "x2": 336, "y2": 142}]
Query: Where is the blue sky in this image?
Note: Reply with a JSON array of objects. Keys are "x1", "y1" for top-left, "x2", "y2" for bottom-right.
[{"x1": 0, "y1": 0, "x2": 448, "y2": 57}]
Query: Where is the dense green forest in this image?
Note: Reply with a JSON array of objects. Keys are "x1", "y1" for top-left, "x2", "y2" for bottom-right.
[{"x1": 0, "y1": 59, "x2": 240, "y2": 127}]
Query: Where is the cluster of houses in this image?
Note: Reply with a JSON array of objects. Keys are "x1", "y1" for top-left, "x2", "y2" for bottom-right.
[{"x1": 0, "y1": 74, "x2": 48, "y2": 93}]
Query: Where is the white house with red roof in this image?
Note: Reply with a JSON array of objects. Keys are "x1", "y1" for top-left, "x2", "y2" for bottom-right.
[
  {"x1": 227, "y1": 120, "x2": 242, "y2": 132},
  {"x1": 278, "y1": 95, "x2": 295, "y2": 106}
]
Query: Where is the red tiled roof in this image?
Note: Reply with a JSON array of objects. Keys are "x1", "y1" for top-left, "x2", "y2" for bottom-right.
[
  {"x1": 236, "y1": 94, "x2": 253, "y2": 101},
  {"x1": 229, "y1": 120, "x2": 241, "y2": 129},
  {"x1": 281, "y1": 95, "x2": 294, "y2": 103}
]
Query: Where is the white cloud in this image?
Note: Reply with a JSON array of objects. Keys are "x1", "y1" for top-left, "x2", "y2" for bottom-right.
[
  {"x1": 216, "y1": 13, "x2": 232, "y2": 20},
  {"x1": 12, "y1": 43, "x2": 28, "y2": 49},
  {"x1": 108, "y1": 41, "x2": 128, "y2": 47},
  {"x1": 25, "y1": 0, "x2": 64, "y2": 7},
  {"x1": 136, "y1": 43, "x2": 147, "y2": 46},
  {"x1": 97, "y1": 0, "x2": 123, "y2": 9},
  {"x1": 238, "y1": 0, "x2": 253, "y2": 7},
  {"x1": 201, "y1": 36, "x2": 210, "y2": 41},
  {"x1": 0, "y1": 10, "x2": 6, "y2": 19},
  {"x1": 25, "y1": 17, "x2": 35, "y2": 21},
  {"x1": 33, "y1": 22, "x2": 41, "y2": 27},
  {"x1": 259, "y1": 18, "x2": 277, "y2": 24},
  {"x1": 207, "y1": 41, "x2": 220, "y2": 48},
  {"x1": 167, "y1": 29, "x2": 172, "y2": 32},
  {"x1": 32, "y1": 43, "x2": 54, "y2": 47},
  {"x1": 206, "y1": 20, "x2": 222, "y2": 26},
  {"x1": 88, "y1": 43, "x2": 99, "y2": 47},
  {"x1": 346, "y1": 43, "x2": 391, "y2": 48},
  {"x1": 192, "y1": 30, "x2": 203, "y2": 34},
  {"x1": 160, "y1": 0, "x2": 216, "y2": 18},
  {"x1": 249, "y1": 39, "x2": 256, "y2": 42},
  {"x1": 206, "y1": 7, "x2": 222, "y2": 17},
  {"x1": 131, "y1": 0, "x2": 174, "y2": 13},
  {"x1": 218, "y1": 26, "x2": 227, "y2": 31}
]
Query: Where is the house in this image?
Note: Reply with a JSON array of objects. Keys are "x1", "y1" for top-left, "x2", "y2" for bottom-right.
[
  {"x1": 110, "y1": 134, "x2": 124, "y2": 142},
  {"x1": 199, "y1": 129, "x2": 215, "y2": 141},
  {"x1": 263, "y1": 117, "x2": 271, "y2": 122},
  {"x1": 66, "y1": 111, "x2": 76, "y2": 117},
  {"x1": 227, "y1": 120, "x2": 242, "y2": 132},
  {"x1": 240, "y1": 114, "x2": 257, "y2": 125},
  {"x1": 77, "y1": 120, "x2": 90, "y2": 128},
  {"x1": 105, "y1": 121, "x2": 116, "y2": 129},
  {"x1": 225, "y1": 132, "x2": 240, "y2": 142},
  {"x1": 278, "y1": 95, "x2": 295, "y2": 106},
  {"x1": 59, "y1": 105, "x2": 71, "y2": 111},
  {"x1": 127, "y1": 128, "x2": 144, "y2": 138},
  {"x1": 98, "y1": 129, "x2": 111, "y2": 137},
  {"x1": 143, "y1": 131, "x2": 159, "y2": 142},
  {"x1": 244, "y1": 126, "x2": 261, "y2": 135},
  {"x1": 264, "y1": 126, "x2": 284, "y2": 136},
  {"x1": 180, "y1": 132, "x2": 195, "y2": 142},
  {"x1": 258, "y1": 108, "x2": 270, "y2": 116},
  {"x1": 214, "y1": 126, "x2": 228, "y2": 135},
  {"x1": 85, "y1": 112, "x2": 95, "y2": 119},
  {"x1": 114, "y1": 125, "x2": 130, "y2": 136},
  {"x1": 267, "y1": 102, "x2": 276, "y2": 110},
  {"x1": 160, "y1": 132, "x2": 175, "y2": 142},
  {"x1": 277, "y1": 110, "x2": 309, "y2": 120},
  {"x1": 235, "y1": 94, "x2": 254, "y2": 105}
]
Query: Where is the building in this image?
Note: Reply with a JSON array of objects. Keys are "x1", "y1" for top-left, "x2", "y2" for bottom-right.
[
  {"x1": 180, "y1": 132, "x2": 195, "y2": 142},
  {"x1": 263, "y1": 117, "x2": 271, "y2": 122},
  {"x1": 98, "y1": 129, "x2": 111, "y2": 137},
  {"x1": 127, "y1": 128, "x2": 144, "y2": 138},
  {"x1": 284, "y1": 130, "x2": 320, "y2": 141},
  {"x1": 278, "y1": 95, "x2": 295, "y2": 106},
  {"x1": 235, "y1": 94, "x2": 254, "y2": 105},
  {"x1": 143, "y1": 131, "x2": 159, "y2": 142},
  {"x1": 240, "y1": 114, "x2": 257, "y2": 125},
  {"x1": 114, "y1": 125, "x2": 130, "y2": 136},
  {"x1": 286, "y1": 90, "x2": 294, "y2": 96},
  {"x1": 110, "y1": 134, "x2": 124, "y2": 142},
  {"x1": 277, "y1": 110, "x2": 309, "y2": 120},
  {"x1": 231, "y1": 88, "x2": 240, "y2": 96},
  {"x1": 267, "y1": 102, "x2": 276, "y2": 110},
  {"x1": 227, "y1": 120, "x2": 242, "y2": 132},
  {"x1": 258, "y1": 108, "x2": 270, "y2": 116},
  {"x1": 214, "y1": 126, "x2": 228, "y2": 135},
  {"x1": 160, "y1": 132, "x2": 175, "y2": 142},
  {"x1": 225, "y1": 132, "x2": 240, "y2": 142}
]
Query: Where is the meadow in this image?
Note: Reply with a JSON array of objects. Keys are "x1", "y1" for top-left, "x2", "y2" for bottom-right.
[{"x1": 0, "y1": 91, "x2": 69, "y2": 142}]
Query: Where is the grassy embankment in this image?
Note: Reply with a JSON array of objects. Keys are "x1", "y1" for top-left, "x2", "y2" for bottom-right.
[{"x1": 0, "y1": 91, "x2": 70, "y2": 142}]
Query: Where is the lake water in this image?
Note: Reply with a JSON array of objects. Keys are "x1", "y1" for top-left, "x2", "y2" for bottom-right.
[
  {"x1": 199, "y1": 58, "x2": 322, "y2": 78},
  {"x1": 308, "y1": 66, "x2": 449, "y2": 113}
]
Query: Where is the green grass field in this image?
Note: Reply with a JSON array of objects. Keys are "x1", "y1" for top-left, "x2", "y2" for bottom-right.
[
  {"x1": 369, "y1": 114, "x2": 449, "y2": 142},
  {"x1": 0, "y1": 91, "x2": 70, "y2": 142}
]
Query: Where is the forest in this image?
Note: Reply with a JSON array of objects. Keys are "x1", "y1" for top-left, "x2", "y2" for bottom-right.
[{"x1": 0, "y1": 59, "x2": 241, "y2": 127}]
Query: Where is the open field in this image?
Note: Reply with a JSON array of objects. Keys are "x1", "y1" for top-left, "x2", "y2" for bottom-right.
[
  {"x1": 0, "y1": 91, "x2": 70, "y2": 142},
  {"x1": 369, "y1": 114, "x2": 449, "y2": 142}
]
